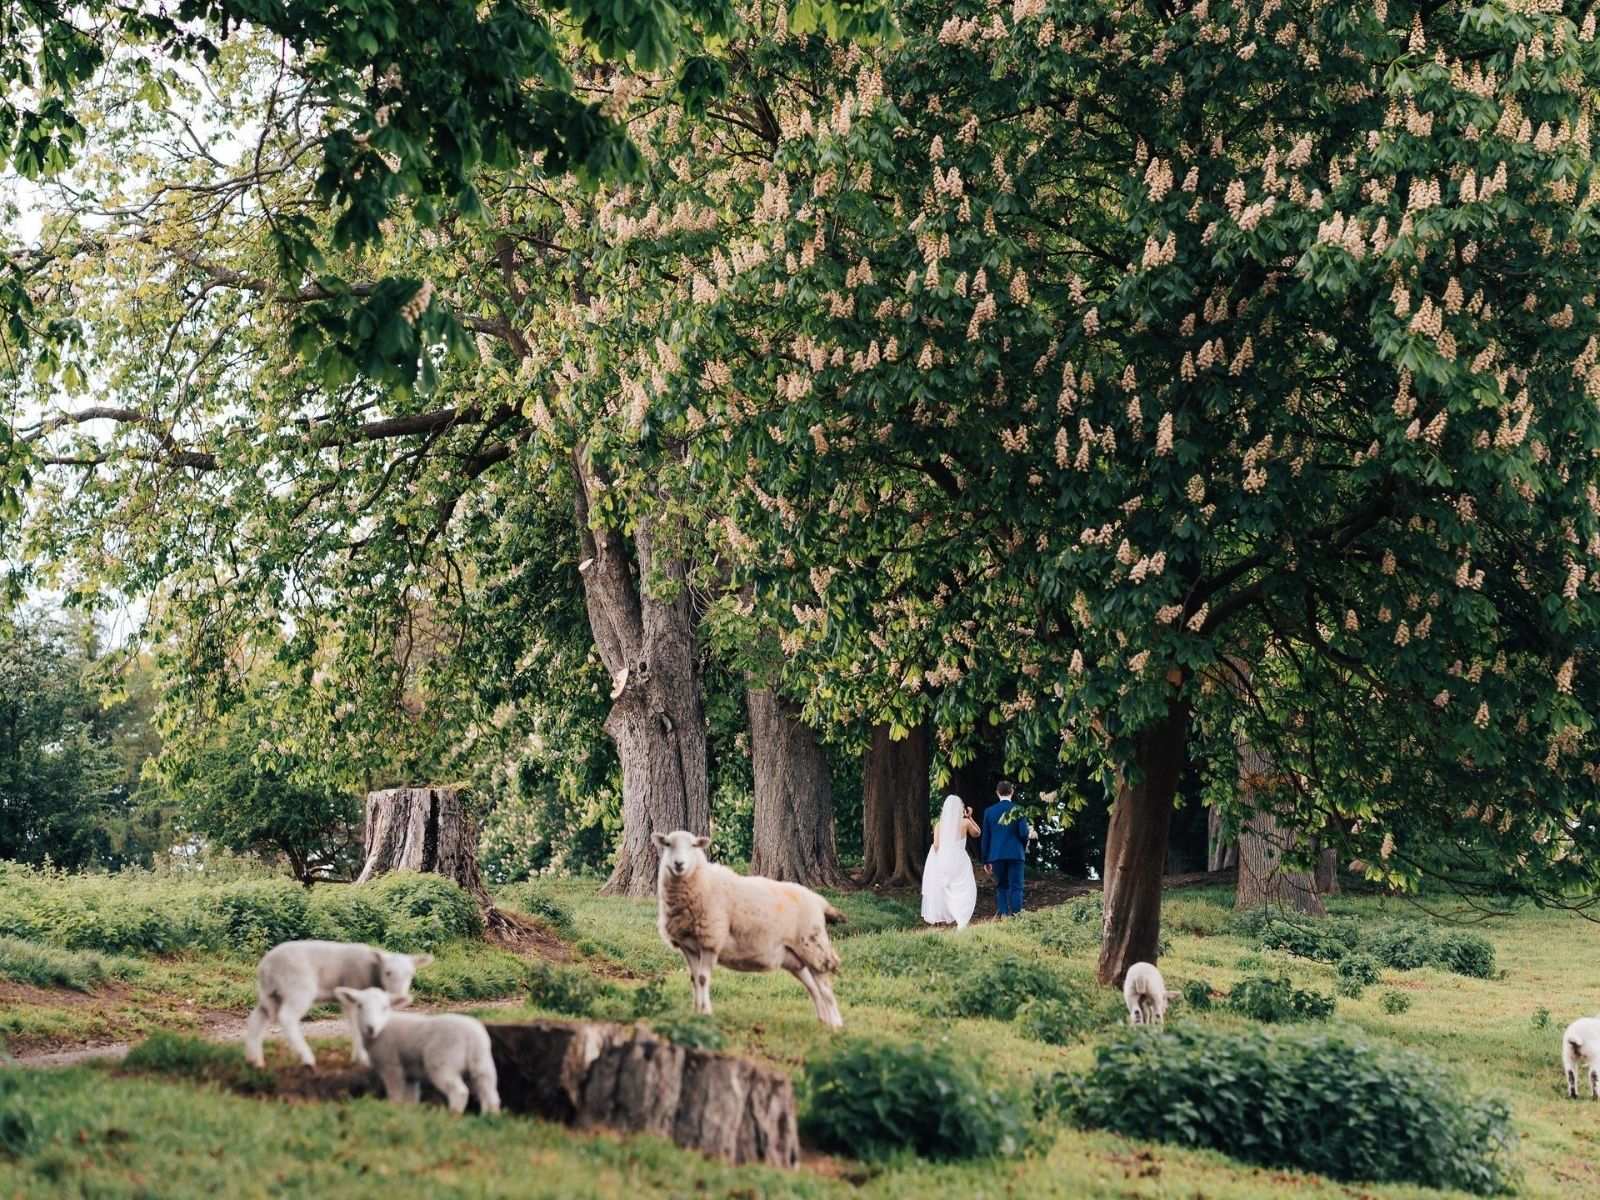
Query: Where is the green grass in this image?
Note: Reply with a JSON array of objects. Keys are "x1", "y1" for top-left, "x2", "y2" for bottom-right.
[{"x1": 4, "y1": 872, "x2": 1600, "y2": 1197}]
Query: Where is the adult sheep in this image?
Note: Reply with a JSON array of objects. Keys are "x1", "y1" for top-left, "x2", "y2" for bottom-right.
[{"x1": 653, "y1": 830, "x2": 846, "y2": 1028}]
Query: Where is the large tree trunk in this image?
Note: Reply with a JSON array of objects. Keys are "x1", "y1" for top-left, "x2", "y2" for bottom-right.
[
  {"x1": 1314, "y1": 843, "x2": 1340, "y2": 895},
  {"x1": 356, "y1": 786, "x2": 552, "y2": 947},
  {"x1": 1097, "y1": 697, "x2": 1190, "y2": 987},
  {"x1": 746, "y1": 688, "x2": 846, "y2": 886},
  {"x1": 858, "y1": 721, "x2": 931, "y2": 888},
  {"x1": 574, "y1": 463, "x2": 709, "y2": 897},
  {"x1": 1206, "y1": 805, "x2": 1238, "y2": 872},
  {"x1": 1232, "y1": 737, "x2": 1326, "y2": 915}
]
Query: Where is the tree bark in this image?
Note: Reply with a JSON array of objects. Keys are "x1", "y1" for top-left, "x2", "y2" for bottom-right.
[
  {"x1": 1232, "y1": 737, "x2": 1326, "y2": 915},
  {"x1": 1097, "y1": 697, "x2": 1190, "y2": 987},
  {"x1": 746, "y1": 688, "x2": 846, "y2": 886},
  {"x1": 573, "y1": 462, "x2": 709, "y2": 897},
  {"x1": 858, "y1": 720, "x2": 931, "y2": 888},
  {"x1": 1314, "y1": 844, "x2": 1340, "y2": 895},
  {"x1": 295, "y1": 1021, "x2": 800, "y2": 1168},
  {"x1": 1205, "y1": 805, "x2": 1238, "y2": 872},
  {"x1": 356, "y1": 786, "x2": 553, "y2": 946}
]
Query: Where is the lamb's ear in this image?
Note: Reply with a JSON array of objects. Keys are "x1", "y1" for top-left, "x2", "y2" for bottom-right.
[
  {"x1": 411, "y1": 953, "x2": 434, "y2": 969},
  {"x1": 692, "y1": 836, "x2": 710, "y2": 850},
  {"x1": 1165, "y1": 990, "x2": 1182, "y2": 1001},
  {"x1": 651, "y1": 832, "x2": 668, "y2": 850},
  {"x1": 334, "y1": 986, "x2": 358, "y2": 1006}
]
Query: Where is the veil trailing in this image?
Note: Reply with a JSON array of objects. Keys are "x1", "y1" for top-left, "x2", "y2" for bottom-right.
[{"x1": 933, "y1": 795, "x2": 967, "y2": 864}]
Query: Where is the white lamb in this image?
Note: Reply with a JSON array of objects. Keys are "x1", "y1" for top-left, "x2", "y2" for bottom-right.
[
  {"x1": 1563, "y1": 1017, "x2": 1600, "y2": 1099},
  {"x1": 1123, "y1": 961, "x2": 1178, "y2": 1027},
  {"x1": 653, "y1": 830, "x2": 847, "y2": 1028},
  {"x1": 244, "y1": 939, "x2": 433, "y2": 1068},
  {"x1": 335, "y1": 987, "x2": 500, "y2": 1113}
]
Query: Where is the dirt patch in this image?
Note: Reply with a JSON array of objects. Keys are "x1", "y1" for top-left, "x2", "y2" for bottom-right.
[{"x1": 0, "y1": 980, "x2": 129, "y2": 1008}]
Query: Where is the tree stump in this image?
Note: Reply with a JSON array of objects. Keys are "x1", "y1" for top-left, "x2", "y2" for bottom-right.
[
  {"x1": 486, "y1": 1022, "x2": 800, "y2": 1168},
  {"x1": 356, "y1": 786, "x2": 555, "y2": 950}
]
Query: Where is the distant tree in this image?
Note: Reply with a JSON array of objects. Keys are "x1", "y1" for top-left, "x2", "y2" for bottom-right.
[{"x1": 0, "y1": 610, "x2": 122, "y2": 866}]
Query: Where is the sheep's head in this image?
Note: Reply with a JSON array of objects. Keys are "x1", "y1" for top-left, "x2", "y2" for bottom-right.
[
  {"x1": 376, "y1": 950, "x2": 433, "y2": 1000},
  {"x1": 335, "y1": 986, "x2": 395, "y2": 1045},
  {"x1": 652, "y1": 830, "x2": 710, "y2": 879}
]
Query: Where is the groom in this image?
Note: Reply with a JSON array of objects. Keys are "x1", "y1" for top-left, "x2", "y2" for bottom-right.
[{"x1": 981, "y1": 780, "x2": 1030, "y2": 917}]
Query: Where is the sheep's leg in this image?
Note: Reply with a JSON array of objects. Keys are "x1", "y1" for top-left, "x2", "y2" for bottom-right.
[
  {"x1": 277, "y1": 997, "x2": 316, "y2": 1068},
  {"x1": 403, "y1": 1077, "x2": 423, "y2": 1104},
  {"x1": 1568, "y1": 1067, "x2": 1578, "y2": 1099},
  {"x1": 694, "y1": 949, "x2": 717, "y2": 1016},
  {"x1": 471, "y1": 1067, "x2": 501, "y2": 1115},
  {"x1": 437, "y1": 1072, "x2": 471, "y2": 1114},
  {"x1": 1590, "y1": 1066, "x2": 1598, "y2": 1100},
  {"x1": 814, "y1": 973, "x2": 844, "y2": 1029},
  {"x1": 243, "y1": 1000, "x2": 274, "y2": 1068},
  {"x1": 782, "y1": 950, "x2": 833, "y2": 1026},
  {"x1": 379, "y1": 1065, "x2": 410, "y2": 1103}
]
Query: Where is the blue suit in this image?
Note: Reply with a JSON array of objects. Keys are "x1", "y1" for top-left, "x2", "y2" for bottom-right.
[{"x1": 981, "y1": 799, "x2": 1030, "y2": 916}]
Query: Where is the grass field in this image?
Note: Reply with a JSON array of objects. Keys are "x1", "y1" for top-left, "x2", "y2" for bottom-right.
[{"x1": 3, "y1": 870, "x2": 1599, "y2": 1199}]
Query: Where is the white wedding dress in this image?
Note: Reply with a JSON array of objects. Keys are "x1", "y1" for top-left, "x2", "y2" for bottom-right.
[{"x1": 921, "y1": 795, "x2": 978, "y2": 929}]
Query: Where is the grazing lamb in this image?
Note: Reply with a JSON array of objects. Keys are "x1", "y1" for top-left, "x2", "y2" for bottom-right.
[
  {"x1": 1564, "y1": 1017, "x2": 1600, "y2": 1099},
  {"x1": 244, "y1": 940, "x2": 433, "y2": 1068},
  {"x1": 335, "y1": 987, "x2": 500, "y2": 1114},
  {"x1": 653, "y1": 830, "x2": 847, "y2": 1028},
  {"x1": 1123, "y1": 961, "x2": 1179, "y2": 1027}
]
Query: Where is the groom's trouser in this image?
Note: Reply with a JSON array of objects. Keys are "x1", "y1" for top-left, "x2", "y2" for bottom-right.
[{"x1": 993, "y1": 860, "x2": 1024, "y2": 915}]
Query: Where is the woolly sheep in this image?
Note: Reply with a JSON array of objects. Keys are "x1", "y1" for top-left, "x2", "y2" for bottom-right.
[
  {"x1": 653, "y1": 830, "x2": 847, "y2": 1028},
  {"x1": 335, "y1": 987, "x2": 500, "y2": 1114},
  {"x1": 244, "y1": 940, "x2": 433, "y2": 1068},
  {"x1": 1564, "y1": 1017, "x2": 1600, "y2": 1099},
  {"x1": 1122, "y1": 961, "x2": 1179, "y2": 1027}
]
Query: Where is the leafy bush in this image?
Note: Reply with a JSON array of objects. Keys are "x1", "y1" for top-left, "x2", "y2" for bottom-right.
[
  {"x1": 0, "y1": 937, "x2": 141, "y2": 991},
  {"x1": 1182, "y1": 978, "x2": 1214, "y2": 1011},
  {"x1": 646, "y1": 1013, "x2": 726, "y2": 1052},
  {"x1": 525, "y1": 962, "x2": 664, "y2": 1020},
  {"x1": 801, "y1": 1038, "x2": 1031, "y2": 1161},
  {"x1": 1227, "y1": 975, "x2": 1335, "y2": 1023},
  {"x1": 1368, "y1": 921, "x2": 1496, "y2": 979},
  {"x1": 1051, "y1": 1025, "x2": 1515, "y2": 1195},
  {"x1": 1017, "y1": 994, "x2": 1123, "y2": 1045},
  {"x1": 496, "y1": 884, "x2": 576, "y2": 935},
  {"x1": 352, "y1": 873, "x2": 482, "y2": 951},
  {"x1": 1337, "y1": 952, "x2": 1381, "y2": 987},
  {"x1": 1333, "y1": 977, "x2": 1365, "y2": 999},
  {"x1": 1380, "y1": 990, "x2": 1413, "y2": 1015},
  {"x1": 1436, "y1": 930, "x2": 1498, "y2": 980},
  {"x1": 926, "y1": 953, "x2": 1093, "y2": 1022},
  {"x1": 215, "y1": 879, "x2": 313, "y2": 952},
  {"x1": 1258, "y1": 918, "x2": 1360, "y2": 963}
]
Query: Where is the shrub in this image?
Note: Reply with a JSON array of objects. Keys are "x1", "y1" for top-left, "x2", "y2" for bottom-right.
[
  {"x1": 646, "y1": 1013, "x2": 726, "y2": 1052},
  {"x1": 1368, "y1": 921, "x2": 1497, "y2": 979},
  {"x1": 1227, "y1": 975, "x2": 1336, "y2": 1023},
  {"x1": 1435, "y1": 930, "x2": 1498, "y2": 980},
  {"x1": 801, "y1": 1038, "x2": 1031, "y2": 1161},
  {"x1": 1337, "y1": 952, "x2": 1382, "y2": 987},
  {"x1": 1533, "y1": 1007, "x2": 1551, "y2": 1031},
  {"x1": 215, "y1": 879, "x2": 313, "y2": 952},
  {"x1": 1182, "y1": 978, "x2": 1214, "y2": 1012},
  {"x1": 1051, "y1": 1025, "x2": 1515, "y2": 1195},
  {"x1": 1258, "y1": 918, "x2": 1358, "y2": 963},
  {"x1": 1333, "y1": 977, "x2": 1366, "y2": 999},
  {"x1": 1380, "y1": 990, "x2": 1413, "y2": 1015},
  {"x1": 0, "y1": 937, "x2": 141, "y2": 991},
  {"x1": 926, "y1": 953, "x2": 1092, "y2": 1022},
  {"x1": 525, "y1": 962, "x2": 664, "y2": 1020},
  {"x1": 497, "y1": 884, "x2": 576, "y2": 935},
  {"x1": 304, "y1": 887, "x2": 391, "y2": 945},
  {"x1": 1017, "y1": 994, "x2": 1123, "y2": 1045},
  {"x1": 355, "y1": 873, "x2": 482, "y2": 951}
]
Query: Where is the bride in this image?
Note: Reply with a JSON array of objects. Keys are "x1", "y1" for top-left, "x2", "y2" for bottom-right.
[{"x1": 921, "y1": 794, "x2": 980, "y2": 929}]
